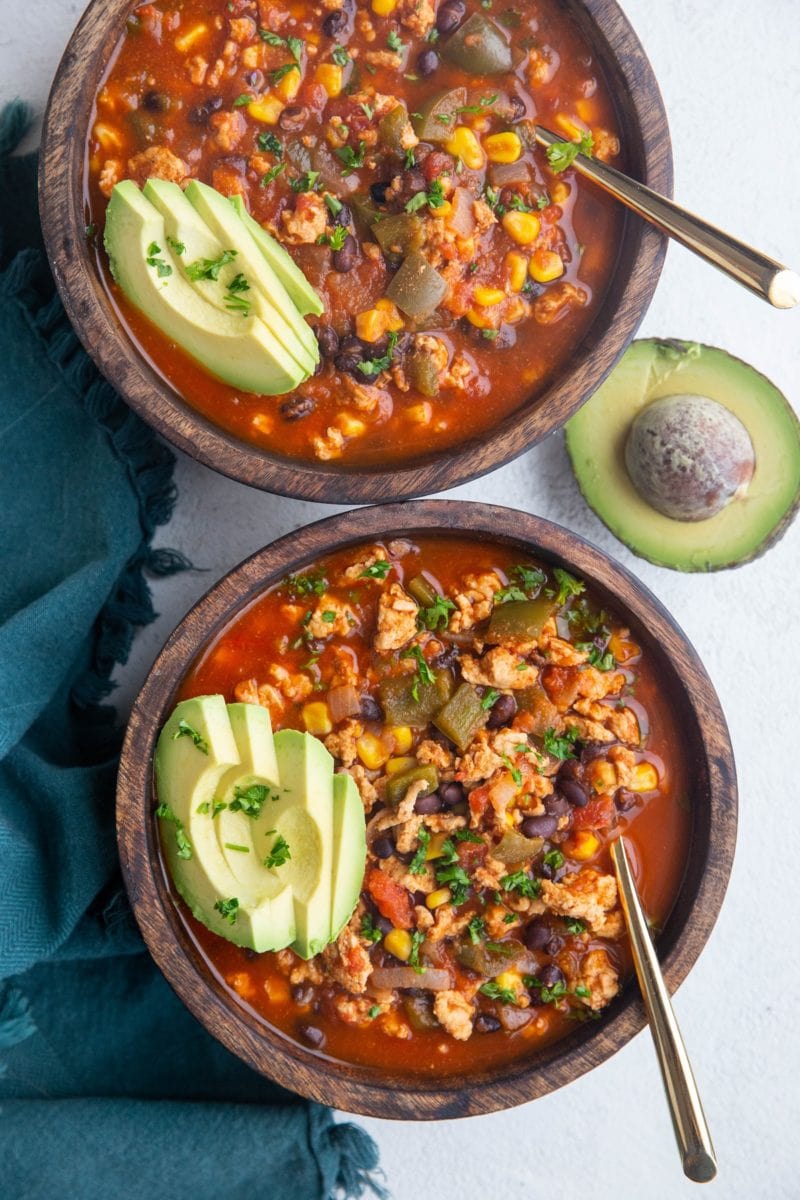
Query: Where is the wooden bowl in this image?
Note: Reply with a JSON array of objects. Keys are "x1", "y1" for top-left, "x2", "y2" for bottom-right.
[
  {"x1": 40, "y1": 0, "x2": 672, "y2": 505},
  {"x1": 117, "y1": 501, "x2": 736, "y2": 1119}
]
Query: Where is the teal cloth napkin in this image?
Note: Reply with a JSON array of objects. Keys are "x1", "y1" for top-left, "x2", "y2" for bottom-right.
[{"x1": 0, "y1": 102, "x2": 384, "y2": 1200}]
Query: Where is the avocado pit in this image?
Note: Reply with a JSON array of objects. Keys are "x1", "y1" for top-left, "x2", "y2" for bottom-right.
[{"x1": 624, "y1": 393, "x2": 756, "y2": 522}]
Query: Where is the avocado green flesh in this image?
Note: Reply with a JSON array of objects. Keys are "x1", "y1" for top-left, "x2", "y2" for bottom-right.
[
  {"x1": 331, "y1": 772, "x2": 366, "y2": 940},
  {"x1": 143, "y1": 179, "x2": 315, "y2": 374},
  {"x1": 229, "y1": 193, "x2": 324, "y2": 318},
  {"x1": 566, "y1": 339, "x2": 800, "y2": 571},
  {"x1": 183, "y1": 180, "x2": 318, "y2": 363},
  {"x1": 154, "y1": 697, "x2": 367, "y2": 957},
  {"x1": 104, "y1": 182, "x2": 305, "y2": 396}
]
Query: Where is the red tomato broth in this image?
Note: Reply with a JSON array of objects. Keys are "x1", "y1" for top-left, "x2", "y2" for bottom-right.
[
  {"x1": 86, "y1": 0, "x2": 625, "y2": 466},
  {"x1": 164, "y1": 536, "x2": 690, "y2": 1076}
]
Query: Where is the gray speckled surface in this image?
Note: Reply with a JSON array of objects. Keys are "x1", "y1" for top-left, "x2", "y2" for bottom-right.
[{"x1": 4, "y1": 0, "x2": 800, "y2": 1195}]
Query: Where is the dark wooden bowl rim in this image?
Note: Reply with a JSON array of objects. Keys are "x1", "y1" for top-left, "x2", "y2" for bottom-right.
[
  {"x1": 40, "y1": 0, "x2": 673, "y2": 504},
  {"x1": 116, "y1": 501, "x2": 737, "y2": 1120}
]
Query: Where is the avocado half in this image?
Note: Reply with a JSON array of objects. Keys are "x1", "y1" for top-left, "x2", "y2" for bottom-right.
[{"x1": 565, "y1": 339, "x2": 800, "y2": 571}]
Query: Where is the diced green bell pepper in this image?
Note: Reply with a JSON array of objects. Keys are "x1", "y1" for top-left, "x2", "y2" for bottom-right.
[
  {"x1": 406, "y1": 348, "x2": 441, "y2": 397},
  {"x1": 403, "y1": 993, "x2": 439, "y2": 1030},
  {"x1": 407, "y1": 574, "x2": 439, "y2": 608},
  {"x1": 456, "y1": 937, "x2": 524, "y2": 977},
  {"x1": 385, "y1": 763, "x2": 439, "y2": 807},
  {"x1": 432, "y1": 682, "x2": 486, "y2": 751},
  {"x1": 378, "y1": 103, "x2": 413, "y2": 154},
  {"x1": 385, "y1": 251, "x2": 448, "y2": 319},
  {"x1": 413, "y1": 87, "x2": 466, "y2": 143},
  {"x1": 492, "y1": 829, "x2": 544, "y2": 865},
  {"x1": 379, "y1": 667, "x2": 454, "y2": 728},
  {"x1": 441, "y1": 14, "x2": 513, "y2": 74},
  {"x1": 372, "y1": 212, "x2": 423, "y2": 258},
  {"x1": 486, "y1": 596, "x2": 555, "y2": 644}
]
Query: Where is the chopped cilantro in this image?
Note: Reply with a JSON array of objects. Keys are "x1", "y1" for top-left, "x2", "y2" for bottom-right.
[
  {"x1": 577, "y1": 643, "x2": 615, "y2": 671},
  {"x1": 214, "y1": 897, "x2": 239, "y2": 925},
  {"x1": 400, "y1": 641, "x2": 434, "y2": 701},
  {"x1": 166, "y1": 235, "x2": 185, "y2": 255},
  {"x1": 512, "y1": 564, "x2": 546, "y2": 593},
  {"x1": 551, "y1": 567, "x2": 586, "y2": 605},
  {"x1": 408, "y1": 930, "x2": 426, "y2": 973},
  {"x1": 542, "y1": 726, "x2": 580, "y2": 761},
  {"x1": 145, "y1": 241, "x2": 172, "y2": 278},
  {"x1": 196, "y1": 801, "x2": 210, "y2": 814},
  {"x1": 332, "y1": 45, "x2": 350, "y2": 67},
  {"x1": 290, "y1": 170, "x2": 321, "y2": 193},
  {"x1": 387, "y1": 29, "x2": 405, "y2": 52},
  {"x1": 335, "y1": 141, "x2": 367, "y2": 170},
  {"x1": 224, "y1": 842, "x2": 249, "y2": 853},
  {"x1": 524, "y1": 974, "x2": 569, "y2": 1004},
  {"x1": 233, "y1": 93, "x2": 253, "y2": 107},
  {"x1": 172, "y1": 720, "x2": 209, "y2": 754},
  {"x1": 467, "y1": 915, "x2": 486, "y2": 944},
  {"x1": 361, "y1": 913, "x2": 383, "y2": 943},
  {"x1": 324, "y1": 193, "x2": 343, "y2": 217},
  {"x1": 479, "y1": 981, "x2": 518, "y2": 1004},
  {"x1": 500, "y1": 869, "x2": 540, "y2": 899},
  {"x1": 185, "y1": 249, "x2": 237, "y2": 282},
  {"x1": 264, "y1": 833, "x2": 291, "y2": 869},
  {"x1": 435, "y1": 860, "x2": 471, "y2": 905},
  {"x1": 494, "y1": 584, "x2": 528, "y2": 604},
  {"x1": 229, "y1": 783, "x2": 276, "y2": 816},
  {"x1": 224, "y1": 287, "x2": 251, "y2": 316},
  {"x1": 358, "y1": 329, "x2": 399, "y2": 378},
  {"x1": 283, "y1": 571, "x2": 327, "y2": 596},
  {"x1": 360, "y1": 102, "x2": 375, "y2": 121},
  {"x1": 360, "y1": 559, "x2": 392, "y2": 579},
  {"x1": 261, "y1": 163, "x2": 285, "y2": 187},
  {"x1": 564, "y1": 917, "x2": 586, "y2": 935},
  {"x1": 457, "y1": 93, "x2": 498, "y2": 115},
  {"x1": 270, "y1": 62, "x2": 300, "y2": 85},
  {"x1": 409, "y1": 827, "x2": 431, "y2": 875},
  {"x1": 417, "y1": 593, "x2": 456, "y2": 632},
  {"x1": 404, "y1": 147, "x2": 416, "y2": 169},
  {"x1": 546, "y1": 130, "x2": 594, "y2": 174},
  {"x1": 405, "y1": 178, "x2": 446, "y2": 213},
  {"x1": 257, "y1": 131, "x2": 282, "y2": 156},
  {"x1": 543, "y1": 849, "x2": 564, "y2": 870},
  {"x1": 368, "y1": 1004, "x2": 381, "y2": 1018},
  {"x1": 481, "y1": 688, "x2": 501, "y2": 710},
  {"x1": 317, "y1": 225, "x2": 349, "y2": 251},
  {"x1": 500, "y1": 753, "x2": 523, "y2": 787}
]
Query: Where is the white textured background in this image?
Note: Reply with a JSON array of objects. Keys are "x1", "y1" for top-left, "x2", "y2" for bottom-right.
[{"x1": 4, "y1": 0, "x2": 799, "y2": 1196}]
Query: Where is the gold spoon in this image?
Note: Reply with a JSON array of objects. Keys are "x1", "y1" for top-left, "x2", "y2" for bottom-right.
[
  {"x1": 610, "y1": 837, "x2": 717, "y2": 1183},
  {"x1": 534, "y1": 125, "x2": 800, "y2": 309}
]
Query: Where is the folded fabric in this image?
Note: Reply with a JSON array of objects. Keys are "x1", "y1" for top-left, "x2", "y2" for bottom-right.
[{"x1": 0, "y1": 101, "x2": 383, "y2": 1200}]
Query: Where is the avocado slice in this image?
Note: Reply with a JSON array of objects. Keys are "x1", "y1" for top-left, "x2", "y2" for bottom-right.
[
  {"x1": 153, "y1": 696, "x2": 294, "y2": 951},
  {"x1": 143, "y1": 179, "x2": 315, "y2": 374},
  {"x1": 331, "y1": 772, "x2": 367, "y2": 941},
  {"x1": 184, "y1": 180, "x2": 319, "y2": 364},
  {"x1": 104, "y1": 182, "x2": 306, "y2": 395},
  {"x1": 229, "y1": 193, "x2": 324, "y2": 318},
  {"x1": 215, "y1": 703, "x2": 284, "y2": 889},
  {"x1": 566, "y1": 339, "x2": 800, "y2": 571},
  {"x1": 270, "y1": 729, "x2": 335, "y2": 959}
]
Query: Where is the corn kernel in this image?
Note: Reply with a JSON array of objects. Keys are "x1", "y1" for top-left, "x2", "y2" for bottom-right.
[
  {"x1": 302, "y1": 701, "x2": 332, "y2": 736},
  {"x1": 588, "y1": 759, "x2": 616, "y2": 794},
  {"x1": 630, "y1": 762, "x2": 659, "y2": 792},
  {"x1": 174, "y1": 23, "x2": 208, "y2": 53},
  {"x1": 576, "y1": 98, "x2": 596, "y2": 123},
  {"x1": 386, "y1": 755, "x2": 418, "y2": 777},
  {"x1": 375, "y1": 297, "x2": 404, "y2": 329},
  {"x1": 315, "y1": 62, "x2": 342, "y2": 98},
  {"x1": 251, "y1": 413, "x2": 274, "y2": 434},
  {"x1": 550, "y1": 181, "x2": 571, "y2": 205},
  {"x1": 501, "y1": 210, "x2": 542, "y2": 245},
  {"x1": 445, "y1": 126, "x2": 485, "y2": 170},
  {"x1": 494, "y1": 970, "x2": 521, "y2": 992},
  {"x1": 529, "y1": 248, "x2": 564, "y2": 283},
  {"x1": 426, "y1": 888, "x2": 451, "y2": 910},
  {"x1": 277, "y1": 68, "x2": 302, "y2": 102},
  {"x1": 505, "y1": 251, "x2": 528, "y2": 293},
  {"x1": 473, "y1": 284, "x2": 506, "y2": 307},
  {"x1": 425, "y1": 831, "x2": 449, "y2": 861},
  {"x1": 228, "y1": 971, "x2": 258, "y2": 1001},
  {"x1": 371, "y1": 0, "x2": 398, "y2": 12},
  {"x1": 356, "y1": 733, "x2": 391, "y2": 770},
  {"x1": 93, "y1": 121, "x2": 122, "y2": 151},
  {"x1": 248, "y1": 95, "x2": 284, "y2": 125},
  {"x1": 384, "y1": 928, "x2": 411, "y2": 960},
  {"x1": 609, "y1": 631, "x2": 640, "y2": 664},
  {"x1": 465, "y1": 306, "x2": 495, "y2": 330},
  {"x1": 262, "y1": 975, "x2": 290, "y2": 1004},
  {"x1": 406, "y1": 401, "x2": 433, "y2": 425},
  {"x1": 431, "y1": 200, "x2": 452, "y2": 218},
  {"x1": 388, "y1": 725, "x2": 414, "y2": 754},
  {"x1": 336, "y1": 412, "x2": 367, "y2": 438},
  {"x1": 484, "y1": 131, "x2": 522, "y2": 164},
  {"x1": 554, "y1": 112, "x2": 587, "y2": 141},
  {"x1": 566, "y1": 830, "x2": 601, "y2": 860},
  {"x1": 355, "y1": 308, "x2": 386, "y2": 343}
]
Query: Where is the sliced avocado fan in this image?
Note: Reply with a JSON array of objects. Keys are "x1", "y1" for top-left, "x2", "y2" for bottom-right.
[{"x1": 566, "y1": 339, "x2": 800, "y2": 571}]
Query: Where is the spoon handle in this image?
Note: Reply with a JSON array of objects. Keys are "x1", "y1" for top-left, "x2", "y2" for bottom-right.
[
  {"x1": 534, "y1": 125, "x2": 800, "y2": 309},
  {"x1": 610, "y1": 838, "x2": 717, "y2": 1183}
]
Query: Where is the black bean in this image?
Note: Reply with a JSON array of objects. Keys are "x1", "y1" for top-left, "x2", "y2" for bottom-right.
[
  {"x1": 279, "y1": 394, "x2": 315, "y2": 421},
  {"x1": 520, "y1": 814, "x2": 559, "y2": 838},
  {"x1": 615, "y1": 788, "x2": 639, "y2": 812},
  {"x1": 332, "y1": 233, "x2": 357, "y2": 273},
  {"x1": 581, "y1": 741, "x2": 611, "y2": 763},
  {"x1": 322, "y1": 9, "x2": 348, "y2": 37},
  {"x1": 187, "y1": 95, "x2": 223, "y2": 125},
  {"x1": 436, "y1": 0, "x2": 466, "y2": 34},
  {"x1": 537, "y1": 964, "x2": 565, "y2": 989},
  {"x1": 359, "y1": 694, "x2": 383, "y2": 722},
  {"x1": 414, "y1": 790, "x2": 443, "y2": 815},
  {"x1": 372, "y1": 835, "x2": 395, "y2": 859},
  {"x1": 297, "y1": 1023, "x2": 326, "y2": 1049},
  {"x1": 241, "y1": 947, "x2": 258, "y2": 961},
  {"x1": 278, "y1": 105, "x2": 308, "y2": 133},
  {"x1": 486, "y1": 692, "x2": 517, "y2": 729},
  {"x1": 339, "y1": 335, "x2": 363, "y2": 356},
  {"x1": 474, "y1": 1013, "x2": 502, "y2": 1034},
  {"x1": 142, "y1": 89, "x2": 170, "y2": 113},
  {"x1": 544, "y1": 793, "x2": 571, "y2": 817},
  {"x1": 334, "y1": 352, "x2": 363, "y2": 375},
  {"x1": 417, "y1": 49, "x2": 439, "y2": 77},
  {"x1": 523, "y1": 918, "x2": 550, "y2": 951},
  {"x1": 370, "y1": 180, "x2": 391, "y2": 205},
  {"x1": 292, "y1": 983, "x2": 314, "y2": 1006},
  {"x1": 506, "y1": 94, "x2": 526, "y2": 124},
  {"x1": 245, "y1": 69, "x2": 264, "y2": 89},
  {"x1": 376, "y1": 914, "x2": 393, "y2": 934},
  {"x1": 413, "y1": 890, "x2": 429, "y2": 907},
  {"x1": 557, "y1": 758, "x2": 582, "y2": 782},
  {"x1": 560, "y1": 779, "x2": 589, "y2": 808},
  {"x1": 544, "y1": 936, "x2": 563, "y2": 957},
  {"x1": 316, "y1": 325, "x2": 340, "y2": 359},
  {"x1": 332, "y1": 201, "x2": 352, "y2": 228},
  {"x1": 540, "y1": 863, "x2": 554, "y2": 880},
  {"x1": 433, "y1": 643, "x2": 459, "y2": 670},
  {"x1": 439, "y1": 781, "x2": 465, "y2": 808}
]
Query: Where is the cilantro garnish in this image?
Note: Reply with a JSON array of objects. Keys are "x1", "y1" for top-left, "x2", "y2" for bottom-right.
[
  {"x1": 166, "y1": 236, "x2": 185, "y2": 255},
  {"x1": 500, "y1": 754, "x2": 523, "y2": 787},
  {"x1": 467, "y1": 915, "x2": 486, "y2": 944},
  {"x1": 546, "y1": 130, "x2": 594, "y2": 173},
  {"x1": 550, "y1": 567, "x2": 585, "y2": 605},
  {"x1": 264, "y1": 833, "x2": 291, "y2": 869},
  {"x1": 257, "y1": 131, "x2": 282, "y2": 156},
  {"x1": 172, "y1": 720, "x2": 209, "y2": 755},
  {"x1": 316, "y1": 225, "x2": 349, "y2": 251},
  {"x1": 332, "y1": 45, "x2": 350, "y2": 67},
  {"x1": 156, "y1": 802, "x2": 194, "y2": 861},
  {"x1": 542, "y1": 726, "x2": 580, "y2": 761},
  {"x1": 417, "y1": 593, "x2": 456, "y2": 631},
  {"x1": 214, "y1": 897, "x2": 239, "y2": 925},
  {"x1": 481, "y1": 688, "x2": 501, "y2": 710},
  {"x1": 500, "y1": 869, "x2": 540, "y2": 899},
  {"x1": 408, "y1": 930, "x2": 426, "y2": 973},
  {"x1": 358, "y1": 330, "x2": 399, "y2": 378},
  {"x1": 387, "y1": 29, "x2": 406, "y2": 52},
  {"x1": 563, "y1": 917, "x2": 586, "y2": 935},
  {"x1": 479, "y1": 980, "x2": 518, "y2": 1004},
  {"x1": 145, "y1": 241, "x2": 172, "y2": 278},
  {"x1": 360, "y1": 560, "x2": 392, "y2": 579},
  {"x1": 399, "y1": 642, "x2": 434, "y2": 700},
  {"x1": 409, "y1": 827, "x2": 431, "y2": 875},
  {"x1": 405, "y1": 178, "x2": 446, "y2": 212},
  {"x1": 335, "y1": 141, "x2": 367, "y2": 171},
  {"x1": 456, "y1": 93, "x2": 498, "y2": 115},
  {"x1": 290, "y1": 170, "x2": 321, "y2": 193},
  {"x1": 261, "y1": 163, "x2": 285, "y2": 187},
  {"x1": 229, "y1": 783, "x2": 276, "y2": 816},
  {"x1": 185, "y1": 250, "x2": 237, "y2": 282},
  {"x1": 283, "y1": 572, "x2": 327, "y2": 596},
  {"x1": 361, "y1": 913, "x2": 383, "y2": 943}
]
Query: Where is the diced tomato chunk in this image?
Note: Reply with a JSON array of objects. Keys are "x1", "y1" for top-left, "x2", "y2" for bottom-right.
[
  {"x1": 571, "y1": 794, "x2": 616, "y2": 830},
  {"x1": 366, "y1": 867, "x2": 414, "y2": 930},
  {"x1": 468, "y1": 784, "x2": 490, "y2": 821}
]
